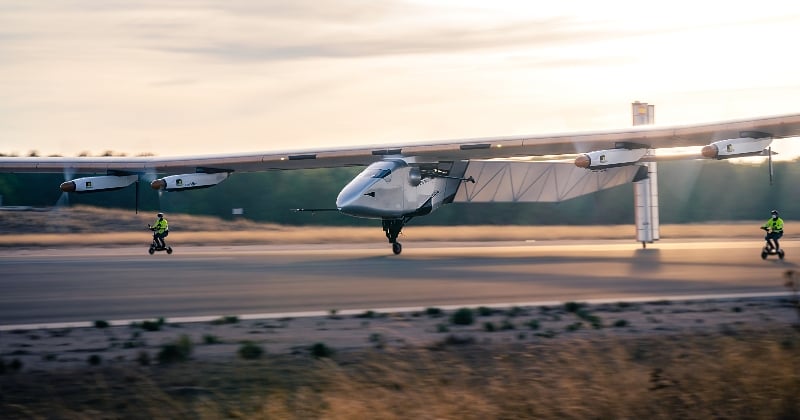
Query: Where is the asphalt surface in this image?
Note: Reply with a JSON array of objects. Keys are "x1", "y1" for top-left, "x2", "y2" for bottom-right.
[{"x1": 0, "y1": 240, "x2": 796, "y2": 326}]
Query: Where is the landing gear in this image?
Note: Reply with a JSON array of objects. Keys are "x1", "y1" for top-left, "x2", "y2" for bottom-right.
[{"x1": 383, "y1": 217, "x2": 411, "y2": 255}]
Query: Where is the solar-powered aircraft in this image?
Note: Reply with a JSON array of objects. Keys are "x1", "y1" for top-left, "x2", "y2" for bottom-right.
[{"x1": 2, "y1": 111, "x2": 800, "y2": 254}]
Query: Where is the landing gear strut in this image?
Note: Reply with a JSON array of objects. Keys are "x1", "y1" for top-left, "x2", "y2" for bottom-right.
[{"x1": 383, "y1": 217, "x2": 411, "y2": 255}]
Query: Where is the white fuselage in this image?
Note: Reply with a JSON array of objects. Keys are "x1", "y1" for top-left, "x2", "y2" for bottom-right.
[{"x1": 336, "y1": 159, "x2": 457, "y2": 219}]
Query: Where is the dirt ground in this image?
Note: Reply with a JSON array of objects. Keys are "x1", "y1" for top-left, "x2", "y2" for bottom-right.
[{"x1": 3, "y1": 206, "x2": 799, "y2": 418}]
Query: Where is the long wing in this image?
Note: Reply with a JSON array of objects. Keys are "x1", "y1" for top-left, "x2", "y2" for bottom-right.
[{"x1": 2, "y1": 113, "x2": 800, "y2": 174}]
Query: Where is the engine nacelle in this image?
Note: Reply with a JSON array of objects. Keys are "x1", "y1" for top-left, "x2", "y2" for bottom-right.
[
  {"x1": 150, "y1": 172, "x2": 229, "y2": 191},
  {"x1": 701, "y1": 136, "x2": 773, "y2": 159},
  {"x1": 60, "y1": 175, "x2": 138, "y2": 193},
  {"x1": 574, "y1": 148, "x2": 648, "y2": 169}
]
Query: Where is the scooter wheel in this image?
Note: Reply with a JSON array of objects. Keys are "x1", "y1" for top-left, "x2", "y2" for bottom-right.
[
  {"x1": 166, "y1": 247, "x2": 173, "y2": 255},
  {"x1": 148, "y1": 247, "x2": 155, "y2": 255},
  {"x1": 779, "y1": 250, "x2": 785, "y2": 260}
]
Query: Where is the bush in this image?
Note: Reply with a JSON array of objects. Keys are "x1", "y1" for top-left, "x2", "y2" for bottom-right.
[
  {"x1": 500, "y1": 319, "x2": 515, "y2": 331},
  {"x1": 203, "y1": 334, "x2": 221, "y2": 344},
  {"x1": 238, "y1": 342, "x2": 264, "y2": 359},
  {"x1": 310, "y1": 342, "x2": 334, "y2": 358},
  {"x1": 426, "y1": 307, "x2": 443, "y2": 317},
  {"x1": 136, "y1": 318, "x2": 164, "y2": 332},
  {"x1": 88, "y1": 354, "x2": 102, "y2": 366},
  {"x1": 157, "y1": 335, "x2": 193, "y2": 364},
  {"x1": 477, "y1": 306, "x2": 494, "y2": 317},
  {"x1": 451, "y1": 308, "x2": 474, "y2": 325},
  {"x1": 94, "y1": 320, "x2": 110, "y2": 328},
  {"x1": 484, "y1": 322, "x2": 496, "y2": 332},
  {"x1": 355, "y1": 310, "x2": 377, "y2": 319},
  {"x1": 564, "y1": 302, "x2": 584, "y2": 313},
  {"x1": 613, "y1": 319, "x2": 630, "y2": 328},
  {"x1": 526, "y1": 319, "x2": 540, "y2": 330},
  {"x1": 210, "y1": 315, "x2": 239, "y2": 325},
  {"x1": 369, "y1": 333, "x2": 386, "y2": 348},
  {"x1": 507, "y1": 306, "x2": 525, "y2": 317}
]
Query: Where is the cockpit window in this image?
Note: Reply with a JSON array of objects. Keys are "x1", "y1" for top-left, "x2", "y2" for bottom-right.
[{"x1": 359, "y1": 168, "x2": 392, "y2": 179}]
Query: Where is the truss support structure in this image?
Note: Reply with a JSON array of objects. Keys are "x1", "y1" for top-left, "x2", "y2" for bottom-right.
[
  {"x1": 634, "y1": 162, "x2": 659, "y2": 248},
  {"x1": 632, "y1": 101, "x2": 660, "y2": 248}
]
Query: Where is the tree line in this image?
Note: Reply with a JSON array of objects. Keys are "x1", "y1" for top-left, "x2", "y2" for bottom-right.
[{"x1": 0, "y1": 159, "x2": 794, "y2": 226}]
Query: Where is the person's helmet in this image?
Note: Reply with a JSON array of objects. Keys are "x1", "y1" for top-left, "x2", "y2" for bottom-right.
[
  {"x1": 157, "y1": 212, "x2": 164, "y2": 218},
  {"x1": 771, "y1": 210, "x2": 779, "y2": 216}
]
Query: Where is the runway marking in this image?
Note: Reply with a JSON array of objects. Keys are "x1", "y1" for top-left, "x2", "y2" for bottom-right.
[{"x1": 0, "y1": 291, "x2": 787, "y2": 331}]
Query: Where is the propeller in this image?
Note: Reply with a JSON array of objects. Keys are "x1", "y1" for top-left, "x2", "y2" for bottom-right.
[
  {"x1": 56, "y1": 166, "x2": 76, "y2": 208},
  {"x1": 139, "y1": 168, "x2": 160, "y2": 214}
]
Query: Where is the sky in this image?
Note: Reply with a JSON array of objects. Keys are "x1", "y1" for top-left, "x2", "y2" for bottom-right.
[{"x1": 2, "y1": 0, "x2": 800, "y2": 157}]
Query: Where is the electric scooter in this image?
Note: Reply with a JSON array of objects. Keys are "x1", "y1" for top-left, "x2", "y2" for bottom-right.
[
  {"x1": 147, "y1": 225, "x2": 173, "y2": 255},
  {"x1": 760, "y1": 227, "x2": 784, "y2": 260}
]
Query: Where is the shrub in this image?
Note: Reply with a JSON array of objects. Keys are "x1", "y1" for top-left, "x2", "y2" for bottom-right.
[
  {"x1": 310, "y1": 342, "x2": 334, "y2": 358},
  {"x1": 356, "y1": 310, "x2": 377, "y2": 319},
  {"x1": 535, "y1": 330, "x2": 557, "y2": 338},
  {"x1": 526, "y1": 319, "x2": 540, "y2": 330},
  {"x1": 436, "y1": 323, "x2": 449, "y2": 333},
  {"x1": 484, "y1": 322, "x2": 496, "y2": 332},
  {"x1": 566, "y1": 322, "x2": 583, "y2": 332},
  {"x1": 158, "y1": 345, "x2": 187, "y2": 363},
  {"x1": 369, "y1": 333, "x2": 386, "y2": 348},
  {"x1": 88, "y1": 354, "x2": 102, "y2": 366},
  {"x1": 137, "y1": 319, "x2": 162, "y2": 332},
  {"x1": 500, "y1": 319, "x2": 516, "y2": 330},
  {"x1": 613, "y1": 319, "x2": 629, "y2": 328},
  {"x1": 238, "y1": 342, "x2": 264, "y2": 359},
  {"x1": 203, "y1": 334, "x2": 221, "y2": 344},
  {"x1": 441, "y1": 335, "x2": 476, "y2": 346},
  {"x1": 451, "y1": 308, "x2": 475, "y2": 325},
  {"x1": 564, "y1": 302, "x2": 584, "y2": 313},
  {"x1": 507, "y1": 306, "x2": 525, "y2": 317},
  {"x1": 426, "y1": 307, "x2": 443, "y2": 317},
  {"x1": 576, "y1": 310, "x2": 603, "y2": 329},
  {"x1": 157, "y1": 335, "x2": 193, "y2": 364},
  {"x1": 94, "y1": 320, "x2": 110, "y2": 328},
  {"x1": 210, "y1": 315, "x2": 239, "y2": 325},
  {"x1": 477, "y1": 306, "x2": 494, "y2": 317}
]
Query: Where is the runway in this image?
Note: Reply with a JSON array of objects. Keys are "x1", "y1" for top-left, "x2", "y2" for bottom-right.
[{"x1": 0, "y1": 240, "x2": 795, "y2": 327}]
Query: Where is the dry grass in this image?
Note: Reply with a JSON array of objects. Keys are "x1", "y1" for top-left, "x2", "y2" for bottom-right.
[
  {"x1": 0, "y1": 205, "x2": 766, "y2": 246},
  {"x1": 2, "y1": 328, "x2": 798, "y2": 419}
]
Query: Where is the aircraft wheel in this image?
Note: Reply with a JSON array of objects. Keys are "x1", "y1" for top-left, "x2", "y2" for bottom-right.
[
  {"x1": 392, "y1": 242, "x2": 402, "y2": 255},
  {"x1": 148, "y1": 247, "x2": 155, "y2": 255},
  {"x1": 166, "y1": 247, "x2": 173, "y2": 255}
]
